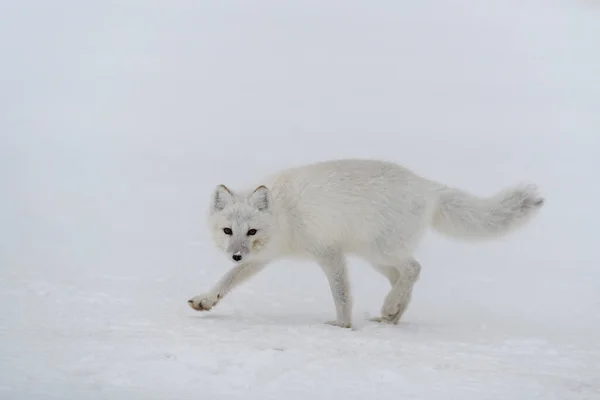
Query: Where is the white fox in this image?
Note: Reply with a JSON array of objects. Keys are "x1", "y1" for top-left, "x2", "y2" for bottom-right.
[{"x1": 188, "y1": 158, "x2": 544, "y2": 328}]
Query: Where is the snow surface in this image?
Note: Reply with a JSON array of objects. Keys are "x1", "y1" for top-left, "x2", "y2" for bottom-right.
[{"x1": 1, "y1": 1, "x2": 600, "y2": 399}]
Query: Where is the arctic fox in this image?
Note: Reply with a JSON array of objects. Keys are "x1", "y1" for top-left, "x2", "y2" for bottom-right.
[{"x1": 188, "y1": 158, "x2": 544, "y2": 328}]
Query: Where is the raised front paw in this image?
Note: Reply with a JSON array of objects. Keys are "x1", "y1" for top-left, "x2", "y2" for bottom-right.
[{"x1": 187, "y1": 293, "x2": 221, "y2": 311}]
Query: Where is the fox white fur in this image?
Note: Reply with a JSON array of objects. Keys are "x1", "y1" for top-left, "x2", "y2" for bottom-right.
[{"x1": 188, "y1": 158, "x2": 544, "y2": 328}]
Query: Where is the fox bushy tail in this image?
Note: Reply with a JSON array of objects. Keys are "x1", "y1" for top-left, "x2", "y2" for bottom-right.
[{"x1": 431, "y1": 183, "x2": 544, "y2": 240}]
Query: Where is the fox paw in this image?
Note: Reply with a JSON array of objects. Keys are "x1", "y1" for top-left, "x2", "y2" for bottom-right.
[
  {"x1": 370, "y1": 300, "x2": 407, "y2": 324},
  {"x1": 369, "y1": 306, "x2": 403, "y2": 324},
  {"x1": 324, "y1": 320, "x2": 352, "y2": 329},
  {"x1": 187, "y1": 293, "x2": 220, "y2": 311},
  {"x1": 368, "y1": 315, "x2": 399, "y2": 325}
]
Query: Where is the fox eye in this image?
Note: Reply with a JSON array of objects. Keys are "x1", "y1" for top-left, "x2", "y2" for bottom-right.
[
  {"x1": 223, "y1": 227, "x2": 232, "y2": 235},
  {"x1": 247, "y1": 229, "x2": 257, "y2": 236}
]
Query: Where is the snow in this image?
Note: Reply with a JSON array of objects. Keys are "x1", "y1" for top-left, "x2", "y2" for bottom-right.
[{"x1": 1, "y1": 0, "x2": 600, "y2": 399}]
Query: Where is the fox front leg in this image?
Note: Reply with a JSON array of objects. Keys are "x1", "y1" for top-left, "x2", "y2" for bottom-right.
[
  {"x1": 315, "y1": 250, "x2": 352, "y2": 328},
  {"x1": 188, "y1": 261, "x2": 268, "y2": 311}
]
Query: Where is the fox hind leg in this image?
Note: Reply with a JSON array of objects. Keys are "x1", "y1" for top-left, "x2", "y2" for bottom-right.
[
  {"x1": 372, "y1": 264, "x2": 401, "y2": 287},
  {"x1": 371, "y1": 258, "x2": 421, "y2": 324}
]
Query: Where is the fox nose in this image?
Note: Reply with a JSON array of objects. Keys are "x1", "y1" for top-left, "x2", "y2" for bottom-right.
[{"x1": 232, "y1": 254, "x2": 242, "y2": 262}]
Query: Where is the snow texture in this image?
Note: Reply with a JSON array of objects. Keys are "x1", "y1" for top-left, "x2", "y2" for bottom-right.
[{"x1": 1, "y1": 1, "x2": 599, "y2": 399}]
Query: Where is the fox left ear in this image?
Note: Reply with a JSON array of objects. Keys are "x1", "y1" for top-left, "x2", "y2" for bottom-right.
[
  {"x1": 248, "y1": 185, "x2": 270, "y2": 212},
  {"x1": 211, "y1": 184, "x2": 234, "y2": 213}
]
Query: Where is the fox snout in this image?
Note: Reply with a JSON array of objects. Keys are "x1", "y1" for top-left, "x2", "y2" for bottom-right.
[{"x1": 227, "y1": 241, "x2": 249, "y2": 262}]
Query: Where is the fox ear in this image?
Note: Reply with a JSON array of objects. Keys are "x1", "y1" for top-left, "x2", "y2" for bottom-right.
[
  {"x1": 248, "y1": 185, "x2": 270, "y2": 212},
  {"x1": 211, "y1": 184, "x2": 233, "y2": 212}
]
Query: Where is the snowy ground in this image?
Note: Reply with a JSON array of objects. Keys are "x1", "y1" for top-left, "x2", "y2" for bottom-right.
[{"x1": 2, "y1": 1, "x2": 600, "y2": 399}]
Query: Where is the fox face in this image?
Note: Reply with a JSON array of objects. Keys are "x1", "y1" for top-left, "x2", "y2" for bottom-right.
[{"x1": 208, "y1": 184, "x2": 275, "y2": 263}]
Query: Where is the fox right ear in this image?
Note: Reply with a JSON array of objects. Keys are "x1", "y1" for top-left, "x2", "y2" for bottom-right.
[{"x1": 211, "y1": 184, "x2": 233, "y2": 212}]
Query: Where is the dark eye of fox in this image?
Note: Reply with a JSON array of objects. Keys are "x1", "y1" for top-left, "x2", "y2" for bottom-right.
[
  {"x1": 247, "y1": 229, "x2": 257, "y2": 236},
  {"x1": 223, "y1": 227, "x2": 232, "y2": 235}
]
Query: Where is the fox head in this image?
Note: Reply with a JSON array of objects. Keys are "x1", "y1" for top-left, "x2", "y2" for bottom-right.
[{"x1": 207, "y1": 184, "x2": 275, "y2": 263}]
